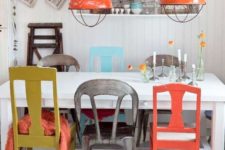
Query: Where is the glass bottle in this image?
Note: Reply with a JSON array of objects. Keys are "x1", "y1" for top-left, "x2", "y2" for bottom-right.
[
  {"x1": 196, "y1": 48, "x2": 204, "y2": 81},
  {"x1": 189, "y1": 64, "x2": 198, "y2": 86}
]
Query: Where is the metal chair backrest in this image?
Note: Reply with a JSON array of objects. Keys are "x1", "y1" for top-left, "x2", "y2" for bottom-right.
[
  {"x1": 152, "y1": 83, "x2": 201, "y2": 149},
  {"x1": 145, "y1": 54, "x2": 182, "y2": 67},
  {"x1": 89, "y1": 47, "x2": 124, "y2": 72},
  {"x1": 74, "y1": 79, "x2": 139, "y2": 143},
  {"x1": 37, "y1": 54, "x2": 80, "y2": 72},
  {"x1": 9, "y1": 66, "x2": 60, "y2": 149}
]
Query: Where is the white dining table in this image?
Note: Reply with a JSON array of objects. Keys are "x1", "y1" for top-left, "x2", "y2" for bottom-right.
[{"x1": 0, "y1": 72, "x2": 225, "y2": 150}]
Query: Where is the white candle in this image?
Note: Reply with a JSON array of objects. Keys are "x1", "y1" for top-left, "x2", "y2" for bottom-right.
[
  {"x1": 184, "y1": 53, "x2": 187, "y2": 63},
  {"x1": 178, "y1": 49, "x2": 181, "y2": 63},
  {"x1": 192, "y1": 64, "x2": 196, "y2": 69},
  {"x1": 153, "y1": 51, "x2": 156, "y2": 64}
]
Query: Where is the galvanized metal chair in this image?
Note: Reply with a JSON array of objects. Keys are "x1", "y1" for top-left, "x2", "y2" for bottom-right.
[
  {"x1": 74, "y1": 79, "x2": 139, "y2": 150},
  {"x1": 37, "y1": 54, "x2": 80, "y2": 72},
  {"x1": 37, "y1": 54, "x2": 81, "y2": 144},
  {"x1": 145, "y1": 54, "x2": 182, "y2": 68}
]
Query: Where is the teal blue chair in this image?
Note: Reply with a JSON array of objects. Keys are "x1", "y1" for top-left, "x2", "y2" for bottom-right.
[
  {"x1": 80, "y1": 47, "x2": 125, "y2": 137},
  {"x1": 89, "y1": 47, "x2": 124, "y2": 72}
]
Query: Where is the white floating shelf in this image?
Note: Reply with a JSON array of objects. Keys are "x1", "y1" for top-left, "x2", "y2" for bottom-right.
[{"x1": 72, "y1": 13, "x2": 197, "y2": 17}]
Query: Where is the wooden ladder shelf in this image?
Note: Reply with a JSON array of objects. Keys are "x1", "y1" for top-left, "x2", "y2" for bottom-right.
[{"x1": 26, "y1": 23, "x2": 64, "y2": 66}]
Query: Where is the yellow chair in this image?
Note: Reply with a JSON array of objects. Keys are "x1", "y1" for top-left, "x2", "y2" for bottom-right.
[{"x1": 9, "y1": 66, "x2": 62, "y2": 150}]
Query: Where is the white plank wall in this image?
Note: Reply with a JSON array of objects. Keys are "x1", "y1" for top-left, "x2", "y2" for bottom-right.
[{"x1": 15, "y1": 0, "x2": 225, "y2": 82}]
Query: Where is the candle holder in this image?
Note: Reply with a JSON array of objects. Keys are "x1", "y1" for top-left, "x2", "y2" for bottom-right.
[
  {"x1": 176, "y1": 61, "x2": 183, "y2": 82},
  {"x1": 188, "y1": 65, "x2": 198, "y2": 86},
  {"x1": 182, "y1": 61, "x2": 190, "y2": 80},
  {"x1": 158, "y1": 59, "x2": 168, "y2": 77},
  {"x1": 150, "y1": 63, "x2": 159, "y2": 81}
]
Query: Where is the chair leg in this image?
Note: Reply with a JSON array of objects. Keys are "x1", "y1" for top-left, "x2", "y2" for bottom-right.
[
  {"x1": 136, "y1": 110, "x2": 145, "y2": 146},
  {"x1": 123, "y1": 137, "x2": 136, "y2": 150},
  {"x1": 208, "y1": 136, "x2": 211, "y2": 144},
  {"x1": 143, "y1": 111, "x2": 150, "y2": 142},
  {"x1": 82, "y1": 135, "x2": 90, "y2": 150},
  {"x1": 70, "y1": 109, "x2": 76, "y2": 122}
]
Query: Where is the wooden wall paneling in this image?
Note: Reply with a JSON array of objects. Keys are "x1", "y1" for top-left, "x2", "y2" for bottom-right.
[{"x1": 14, "y1": 0, "x2": 225, "y2": 83}]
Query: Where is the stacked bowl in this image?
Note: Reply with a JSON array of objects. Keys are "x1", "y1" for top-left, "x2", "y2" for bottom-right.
[{"x1": 131, "y1": 2, "x2": 143, "y2": 14}]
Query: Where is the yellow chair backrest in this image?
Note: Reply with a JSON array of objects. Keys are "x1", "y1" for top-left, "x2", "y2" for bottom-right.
[{"x1": 9, "y1": 66, "x2": 60, "y2": 149}]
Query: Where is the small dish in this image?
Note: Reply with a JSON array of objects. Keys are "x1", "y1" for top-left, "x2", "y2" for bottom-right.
[
  {"x1": 123, "y1": 4, "x2": 130, "y2": 9},
  {"x1": 131, "y1": 8, "x2": 142, "y2": 14}
]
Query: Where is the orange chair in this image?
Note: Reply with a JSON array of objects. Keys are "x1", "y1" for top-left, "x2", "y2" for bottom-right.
[{"x1": 150, "y1": 83, "x2": 201, "y2": 150}]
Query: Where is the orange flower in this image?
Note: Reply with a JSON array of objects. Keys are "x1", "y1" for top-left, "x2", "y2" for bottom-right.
[
  {"x1": 128, "y1": 65, "x2": 133, "y2": 70},
  {"x1": 139, "y1": 64, "x2": 147, "y2": 72},
  {"x1": 200, "y1": 41, "x2": 206, "y2": 48},
  {"x1": 168, "y1": 40, "x2": 174, "y2": 47},
  {"x1": 199, "y1": 32, "x2": 206, "y2": 39}
]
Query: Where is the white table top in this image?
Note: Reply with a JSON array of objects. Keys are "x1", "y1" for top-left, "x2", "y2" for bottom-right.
[{"x1": 0, "y1": 72, "x2": 225, "y2": 103}]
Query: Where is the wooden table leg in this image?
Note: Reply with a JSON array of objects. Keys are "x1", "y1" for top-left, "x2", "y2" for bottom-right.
[{"x1": 211, "y1": 102, "x2": 225, "y2": 150}]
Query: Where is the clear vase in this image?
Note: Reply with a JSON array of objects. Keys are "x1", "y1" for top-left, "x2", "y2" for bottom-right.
[
  {"x1": 141, "y1": 68, "x2": 152, "y2": 83},
  {"x1": 197, "y1": 49, "x2": 204, "y2": 81},
  {"x1": 169, "y1": 65, "x2": 177, "y2": 82},
  {"x1": 142, "y1": 72, "x2": 149, "y2": 83}
]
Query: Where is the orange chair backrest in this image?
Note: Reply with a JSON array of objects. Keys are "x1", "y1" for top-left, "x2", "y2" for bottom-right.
[{"x1": 153, "y1": 83, "x2": 201, "y2": 145}]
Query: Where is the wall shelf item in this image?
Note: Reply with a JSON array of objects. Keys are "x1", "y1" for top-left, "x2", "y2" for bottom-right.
[
  {"x1": 18, "y1": 0, "x2": 37, "y2": 7},
  {"x1": 45, "y1": 0, "x2": 66, "y2": 9}
]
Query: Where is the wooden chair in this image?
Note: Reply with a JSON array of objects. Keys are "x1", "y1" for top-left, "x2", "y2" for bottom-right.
[
  {"x1": 89, "y1": 46, "x2": 124, "y2": 72},
  {"x1": 150, "y1": 83, "x2": 201, "y2": 150},
  {"x1": 9, "y1": 67, "x2": 62, "y2": 150},
  {"x1": 74, "y1": 79, "x2": 139, "y2": 150},
  {"x1": 37, "y1": 54, "x2": 80, "y2": 72},
  {"x1": 137, "y1": 54, "x2": 184, "y2": 146}
]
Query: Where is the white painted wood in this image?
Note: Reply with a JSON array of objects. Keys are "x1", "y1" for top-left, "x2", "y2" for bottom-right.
[
  {"x1": 0, "y1": 99, "x2": 12, "y2": 150},
  {"x1": 11, "y1": 0, "x2": 222, "y2": 81},
  {"x1": 0, "y1": 29, "x2": 9, "y2": 84},
  {"x1": 13, "y1": 0, "x2": 225, "y2": 84},
  {"x1": 0, "y1": 72, "x2": 225, "y2": 150},
  {"x1": 157, "y1": 132, "x2": 196, "y2": 141},
  {"x1": 0, "y1": 0, "x2": 11, "y2": 84},
  {"x1": 211, "y1": 102, "x2": 225, "y2": 150},
  {"x1": 0, "y1": 0, "x2": 9, "y2": 26}
]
